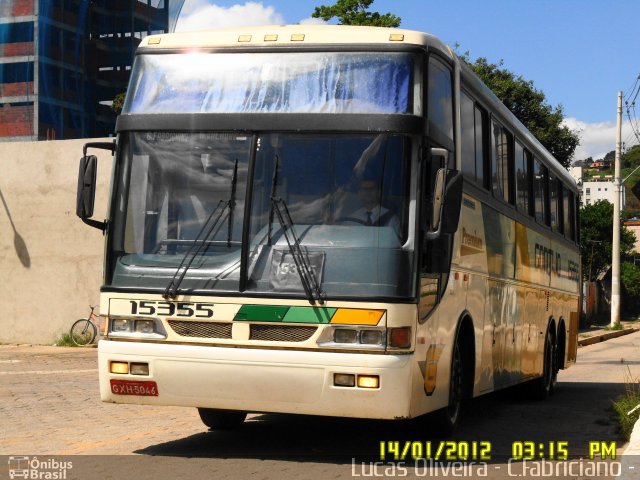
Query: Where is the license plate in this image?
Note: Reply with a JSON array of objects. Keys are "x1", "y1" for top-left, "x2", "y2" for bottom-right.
[{"x1": 110, "y1": 379, "x2": 158, "y2": 396}]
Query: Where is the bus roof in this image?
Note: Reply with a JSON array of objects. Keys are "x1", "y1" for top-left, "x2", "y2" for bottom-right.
[
  {"x1": 138, "y1": 25, "x2": 575, "y2": 190},
  {"x1": 140, "y1": 24, "x2": 453, "y2": 58}
]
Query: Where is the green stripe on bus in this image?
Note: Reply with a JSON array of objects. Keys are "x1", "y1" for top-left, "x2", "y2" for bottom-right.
[
  {"x1": 234, "y1": 305, "x2": 290, "y2": 322},
  {"x1": 282, "y1": 307, "x2": 337, "y2": 324}
]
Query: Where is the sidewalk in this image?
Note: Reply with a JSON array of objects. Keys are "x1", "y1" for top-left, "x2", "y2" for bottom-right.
[{"x1": 578, "y1": 320, "x2": 639, "y2": 347}]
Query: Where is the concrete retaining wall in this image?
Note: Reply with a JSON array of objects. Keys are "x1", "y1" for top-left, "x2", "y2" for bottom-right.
[{"x1": 0, "y1": 138, "x2": 112, "y2": 344}]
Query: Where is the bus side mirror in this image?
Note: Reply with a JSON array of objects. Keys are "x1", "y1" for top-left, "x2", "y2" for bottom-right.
[
  {"x1": 440, "y1": 170, "x2": 463, "y2": 234},
  {"x1": 76, "y1": 155, "x2": 106, "y2": 231},
  {"x1": 425, "y1": 168, "x2": 463, "y2": 241},
  {"x1": 77, "y1": 155, "x2": 97, "y2": 218},
  {"x1": 76, "y1": 141, "x2": 115, "y2": 231},
  {"x1": 426, "y1": 168, "x2": 446, "y2": 239}
]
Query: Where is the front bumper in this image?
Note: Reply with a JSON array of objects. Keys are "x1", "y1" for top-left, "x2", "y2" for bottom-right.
[{"x1": 98, "y1": 339, "x2": 414, "y2": 419}]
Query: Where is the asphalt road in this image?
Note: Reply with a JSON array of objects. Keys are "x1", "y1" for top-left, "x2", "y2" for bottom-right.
[{"x1": 1, "y1": 331, "x2": 639, "y2": 480}]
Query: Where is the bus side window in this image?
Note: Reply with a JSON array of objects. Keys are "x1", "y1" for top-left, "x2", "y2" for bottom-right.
[
  {"x1": 549, "y1": 173, "x2": 560, "y2": 233},
  {"x1": 460, "y1": 90, "x2": 487, "y2": 188},
  {"x1": 564, "y1": 186, "x2": 573, "y2": 240},
  {"x1": 574, "y1": 195, "x2": 580, "y2": 243},
  {"x1": 491, "y1": 121, "x2": 513, "y2": 204},
  {"x1": 476, "y1": 105, "x2": 488, "y2": 189},
  {"x1": 515, "y1": 140, "x2": 531, "y2": 214},
  {"x1": 533, "y1": 158, "x2": 548, "y2": 225},
  {"x1": 427, "y1": 56, "x2": 454, "y2": 161},
  {"x1": 460, "y1": 91, "x2": 475, "y2": 180}
]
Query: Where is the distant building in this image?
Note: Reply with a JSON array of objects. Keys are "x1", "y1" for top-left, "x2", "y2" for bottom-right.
[
  {"x1": 0, "y1": 0, "x2": 172, "y2": 141},
  {"x1": 580, "y1": 178, "x2": 625, "y2": 208},
  {"x1": 624, "y1": 219, "x2": 640, "y2": 254},
  {"x1": 585, "y1": 159, "x2": 612, "y2": 171},
  {"x1": 569, "y1": 166, "x2": 582, "y2": 184}
]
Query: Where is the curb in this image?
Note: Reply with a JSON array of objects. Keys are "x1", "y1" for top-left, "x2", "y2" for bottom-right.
[{"x1": 578, "y1": 328, "x2": 639, "y2": 347}]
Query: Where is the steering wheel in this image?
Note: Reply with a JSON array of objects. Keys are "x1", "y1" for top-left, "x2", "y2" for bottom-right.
[{"x1": 335, "y1": 216, "x2": 369, "y2": 225}]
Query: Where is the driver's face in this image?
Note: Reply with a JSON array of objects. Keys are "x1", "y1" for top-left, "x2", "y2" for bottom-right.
[{"x1": 358, "y1": 180, "x2": 380, "y2": 210}]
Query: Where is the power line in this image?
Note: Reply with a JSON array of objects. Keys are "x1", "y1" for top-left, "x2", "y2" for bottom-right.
[
  {"x1": 624, "y1": 74, "x2": 640, "y2": 98},
  {"x1": 625, "y1": 106, "x2": 640, "y2": 144},
  {"x1": 624, "y1": 74, "x2": 640, "y2": 103}
]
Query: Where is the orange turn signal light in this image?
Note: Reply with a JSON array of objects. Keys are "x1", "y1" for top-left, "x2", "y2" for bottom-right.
[
  {"x1": 110, "y1": 361, "x2": 129, "y2": 374},
  {"x1": 357, "y1": 375, "x2": 380, "y2": 389},
  {"x1": 389, "y1": 327, "x2": 411, "y2": 348}
]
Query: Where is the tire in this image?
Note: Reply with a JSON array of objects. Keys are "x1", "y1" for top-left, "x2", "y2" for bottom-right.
[
  {"x1": 70, "y1": 319, "x2": 97, "y2": 346},
  {"x1": 530, "y1": 329, "x2": 556, "y2": 400},
  {"x1": 430, "y1": 340, "x2": 464, "y2": 437},
  {"x1": 198, "y1": 408, "x2": 247, "y2": 430}
]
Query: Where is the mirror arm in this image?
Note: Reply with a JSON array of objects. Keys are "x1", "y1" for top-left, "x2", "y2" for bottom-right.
[
  {"x1": 81, "y1": 217, "x2": 107, "y2": 232},
  {"x1": 424, "y1": 227, "x2": 441, "y2": 241},
  {"x1": 430, "y1": 147, "x2": 448, "y2": 164},
  {"x1": 83, "y1": 141, "x2": 116, "y2": 156}
]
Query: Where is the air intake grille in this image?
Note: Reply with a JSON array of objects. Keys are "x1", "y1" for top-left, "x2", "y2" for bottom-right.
[
  {"x1": 168, "y1": 321, "x2": 232, "y2": 339},
  {"x1": 546, "y1": 291, "x2": 550, "y2": 312},
  {"x1": 250, "y1": 325, "x2": 317, "y2": 342}
]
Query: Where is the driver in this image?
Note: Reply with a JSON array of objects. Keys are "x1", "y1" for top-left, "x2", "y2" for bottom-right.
[{"x1": 349, "y1": 178, "x2": 400, "y2": 233}]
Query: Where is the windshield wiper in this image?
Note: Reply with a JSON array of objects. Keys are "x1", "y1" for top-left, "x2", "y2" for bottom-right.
[
  {"x1": 163, "y1": 162, "x2": 241, "y2": 299},
  {"x1": 227, "y1": 159, "x2": 238, "y2": 247},
  {"x1": 163, "y1": 200, "x2": 229, "y2": 299},
  {"x1": 268, "y1": 154, "x2": 279, "y2": 246},
  {"x1": 266, "y1": 154, "x2": 324, "y2": 304},
  {"x1": 270, "y1": 196, "x2": 325, "y2": 306}
]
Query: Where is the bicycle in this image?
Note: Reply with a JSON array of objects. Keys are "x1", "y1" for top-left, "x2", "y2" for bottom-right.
[{"x1": 70, "y1": 305, "x2": 99, "y2": 346}]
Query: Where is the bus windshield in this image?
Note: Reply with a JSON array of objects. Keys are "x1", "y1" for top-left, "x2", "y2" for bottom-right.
[
  {"x1": 123, "y1": 52, "x2": 419, "y2": 115},
  {"x1": 110, "y1": 132, "x2": 417, "y2": 299}
]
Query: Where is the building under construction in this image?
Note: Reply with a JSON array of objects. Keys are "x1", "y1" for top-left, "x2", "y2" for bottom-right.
[{"x1": 0, "y1": 0, "x2": 170, "y2": 141}]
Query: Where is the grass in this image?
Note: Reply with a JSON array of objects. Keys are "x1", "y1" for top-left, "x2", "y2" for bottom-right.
[
  {"x1": 612, "y1": 368, "x2": 640, "y2": 440},
  {"x1": 55, "y1": 333, "x2": 78, "y2": 347},
  {"x1": 604, "y1": 324, "x2": 624, "y2": 331}
]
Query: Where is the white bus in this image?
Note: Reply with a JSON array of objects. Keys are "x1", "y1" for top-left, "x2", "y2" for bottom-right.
[{"x1": 77, "y1": 25, "x2": 580, "y2": 434}]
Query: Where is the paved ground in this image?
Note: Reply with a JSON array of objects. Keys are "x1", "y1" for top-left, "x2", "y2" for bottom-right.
[{"x1": 1, "y1": 332, "x2": 639, "y2": 479}]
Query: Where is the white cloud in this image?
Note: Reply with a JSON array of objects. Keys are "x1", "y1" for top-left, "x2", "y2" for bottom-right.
[
  {"x1": 297, "y1": 17, "x2": 327, "y2": 25},
  {"x1": 176, "y1": 2, "x2": 285, "y2": 32},
  {"x1": 563, "y1": 117, "x2": 636, "y2": 162}
]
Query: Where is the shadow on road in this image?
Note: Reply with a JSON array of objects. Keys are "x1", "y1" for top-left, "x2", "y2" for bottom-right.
[{"x1": 134, "y1": 381, "x2": 625, "y2": 462}]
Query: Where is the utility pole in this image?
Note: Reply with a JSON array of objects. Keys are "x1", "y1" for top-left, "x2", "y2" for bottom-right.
[{"x1": 611, "y1": 91, "x2": 623, "y2": 328}]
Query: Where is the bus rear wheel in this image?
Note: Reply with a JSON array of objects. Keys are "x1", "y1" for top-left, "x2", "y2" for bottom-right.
[
  {"x1": 197, "y1": 408, "x2": 247, "y2": 430},
  {"x1": 530, "y1": 330, "x2": 556, "y2": 400}
]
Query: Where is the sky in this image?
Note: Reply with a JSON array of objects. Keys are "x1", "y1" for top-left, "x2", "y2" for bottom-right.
[{"x1": 174, "y1": 0, "x2": 640, "y2": 162}]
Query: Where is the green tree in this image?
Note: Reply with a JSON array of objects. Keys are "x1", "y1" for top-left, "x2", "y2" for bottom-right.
[
  {"x1": 621, "y1": 261, "x2": 640, "y2": 315},
  {"x1": 112, "y1": 92, "x2": 126, "y2": 115},
  {"x1": 312, "y1": 0, "x2": 401, "y2": 27},
  {"x1": 467, "y1": 58, "x2": 579, "y2": 169},
  {"x1": 581, "y1": 200, "x2": 636, "y2": 281}
]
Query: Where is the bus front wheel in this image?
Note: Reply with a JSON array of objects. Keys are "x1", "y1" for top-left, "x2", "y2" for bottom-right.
[
  {"x1": 197, "y1": 408, "x2": 247, "y2": 430},
  {"x1": 430, "y1": 340, "x2": 463, "y2": 437}
]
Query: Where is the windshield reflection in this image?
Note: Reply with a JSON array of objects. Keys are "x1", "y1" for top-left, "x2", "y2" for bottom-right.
[{"x1": 110, "y1": 132, "x2": 416, "y2": 299}]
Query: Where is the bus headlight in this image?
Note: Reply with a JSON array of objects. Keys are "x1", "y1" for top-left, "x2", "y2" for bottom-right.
[
  {"x1": 135, "y1": 320, "x2": 155, "y2": 334},
  {"x1": 320, "y1": 327, "x2": 386, "y2": 349},
  {"x1": 360, "y1": 330, "x2": 383, "y2": 345},
  {"x1": 109, "y1": 318, "x2": 167, "y2": 339},
  {"x1": 334, "y1": 329, "x2": 358, "y2": 343},
  {"x1": 112, "y1": 319, "x2": 133, "y2": 333}
]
